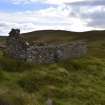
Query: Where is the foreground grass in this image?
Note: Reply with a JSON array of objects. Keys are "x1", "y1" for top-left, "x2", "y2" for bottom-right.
[{"x1": 0, "y1": 55, "x2": 105, "y2": 105}]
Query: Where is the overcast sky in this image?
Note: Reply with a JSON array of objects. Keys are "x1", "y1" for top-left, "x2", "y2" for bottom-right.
[{"x1": 0, "y1": 0, "x2": 105, "y2": 35}]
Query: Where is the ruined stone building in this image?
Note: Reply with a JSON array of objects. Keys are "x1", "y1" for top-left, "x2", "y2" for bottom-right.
[{"x1": 6, "y1": 29, "x2": 87, "y2": 64}]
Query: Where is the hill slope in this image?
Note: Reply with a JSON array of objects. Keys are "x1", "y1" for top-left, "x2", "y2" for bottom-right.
[
  {"x1": 0, "y1": 30, "x2": 105, "y2": 105},
  {"x1": 22, "y1": 30, "x2": 105, "y2": 43}
]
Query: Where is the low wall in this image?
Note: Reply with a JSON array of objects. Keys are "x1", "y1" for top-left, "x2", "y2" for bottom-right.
[{"x1": 26, "y1": 41, "x2": 87, "y2": 63}]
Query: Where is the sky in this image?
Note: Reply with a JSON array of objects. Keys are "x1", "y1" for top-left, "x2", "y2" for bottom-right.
[{"x1": 0, "y1": 0, "x2": 105, "y2": 35}]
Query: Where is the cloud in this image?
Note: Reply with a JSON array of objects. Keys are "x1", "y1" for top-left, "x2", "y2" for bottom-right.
[
  {"x1": 68, "y1": 0, "x2": 105, "y2": 6},
  {"x1": 7, "y1": 0, "x2": 86, "y2": 5},
  {"x1": 85, "y1": 6, "x2": 105, "y2": 28},
  {"x1": 66, "y1": 1, "x2": 105, "y2": 29},
  {"x1": 0, "y1": 5, "x2": 92, "y2": 35}
]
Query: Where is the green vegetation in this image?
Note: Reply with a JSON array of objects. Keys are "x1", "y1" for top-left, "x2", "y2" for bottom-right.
[
  {"x1": 0, "y1": 36, "x2": 6, "y2": 44},
  {"x1": 0, "y1": 30, "x2": 105, "y2": 105}
]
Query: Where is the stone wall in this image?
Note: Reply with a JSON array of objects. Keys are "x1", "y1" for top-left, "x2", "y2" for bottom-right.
[
  {"x1": 6, "y1": 29, "x2": 28, "y2": 60},
  {"x1": 6, "y1": 29, "x2": 87, "y2": 64},
  {"x1": 26, "y1": 42, "x2": 87, "y2": 63}
]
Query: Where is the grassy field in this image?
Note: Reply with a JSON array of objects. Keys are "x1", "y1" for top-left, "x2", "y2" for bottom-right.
[{"x1": 0, "y1": 30, "x2": 105, "y2": 105}]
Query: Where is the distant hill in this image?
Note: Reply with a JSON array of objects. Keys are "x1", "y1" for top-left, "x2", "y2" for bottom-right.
[
  {"x1": 21, "y1": 30, "x2": 77, "y2": 43},
  {"x1": 21, "y1": 30, "x2": 105, "y2": 43},
  {"x1": 1, "y1": 29, "x2": 105, "y2": 47}
]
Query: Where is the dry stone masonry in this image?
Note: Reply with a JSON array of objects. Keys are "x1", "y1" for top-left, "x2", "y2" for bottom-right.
[{"x1": 6, "y1": 29, "x2": 87, "y2": 64}]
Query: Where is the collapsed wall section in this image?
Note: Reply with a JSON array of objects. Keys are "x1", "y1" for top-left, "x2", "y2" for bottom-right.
[{"x1": 6, "y1": 35, "x2": 27, "y2": 60}]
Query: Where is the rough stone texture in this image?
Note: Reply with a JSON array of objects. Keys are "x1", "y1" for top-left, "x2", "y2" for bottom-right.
[{"x1": 6, "y1": 29, "x2": 87, "y2": 64}]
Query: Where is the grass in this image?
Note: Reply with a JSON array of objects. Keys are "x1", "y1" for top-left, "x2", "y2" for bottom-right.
[
  {"x1": 0, "y1": 57, "x2": 105, "y2": 104},
  {"x1": 0, "y1": 30, "x2": 105, "y2": 105},
  {"x1": 0, "y1": 56, "x2": 105, "y2": 105}
]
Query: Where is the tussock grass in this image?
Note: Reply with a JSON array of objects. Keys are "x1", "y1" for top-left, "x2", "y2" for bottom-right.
[{"x1": 0, "y1": 55, "x2": 105, "y2": 105}]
